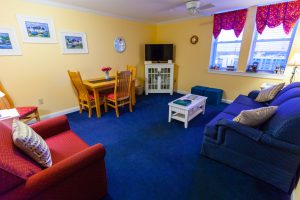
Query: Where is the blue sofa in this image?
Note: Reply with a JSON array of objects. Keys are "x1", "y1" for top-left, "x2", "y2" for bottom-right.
[{"x1": 201, "y1": 82, "x2": 300, "y2": 193}]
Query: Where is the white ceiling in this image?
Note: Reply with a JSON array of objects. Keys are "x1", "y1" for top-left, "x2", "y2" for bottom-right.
[{"x1": 28, "y1": 0, "x2": 285, "y2": 23}]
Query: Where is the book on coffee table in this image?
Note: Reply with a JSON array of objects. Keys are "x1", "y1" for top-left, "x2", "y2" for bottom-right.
[{"x1": 173, "y1": 99, "x2": 192, "y2": 106}]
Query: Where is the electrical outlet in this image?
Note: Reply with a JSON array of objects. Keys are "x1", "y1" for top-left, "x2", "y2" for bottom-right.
[{"x1": 38, "y1": 98, "x2": 44, "y2": 105}]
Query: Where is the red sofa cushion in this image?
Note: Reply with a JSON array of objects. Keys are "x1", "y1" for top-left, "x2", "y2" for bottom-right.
[
  {"x1": 0, "y1": 121, "x2": 42, "y2": 193},
  {"x1": 46, "y1": 130, "x2": 89, "y2": 164},
  {"x1": 16, "y1": 106, "x2": 37, "y2": 118},
  {"x1": 106, "y1": 93, "x2": 115, "y2": 100}
]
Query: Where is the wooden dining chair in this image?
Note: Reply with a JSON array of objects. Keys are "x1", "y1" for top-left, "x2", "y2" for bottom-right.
[
  {"x1": 104, "y1": 70, "x2": 132, "y2": 117},
  {"x1": 0, "y1": 82, "x2": 40, "y2": 123},
  {"x1": 126, "y1": 65, "x2": 137, "y2": 105},
  {"x1": 68, "y1": 70, "x2": 100, "y2": 118}
]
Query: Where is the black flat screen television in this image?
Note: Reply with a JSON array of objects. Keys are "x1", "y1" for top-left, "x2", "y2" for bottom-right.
[{"x1": 145, "y1": 44, "x2": 173, "y2": 62}]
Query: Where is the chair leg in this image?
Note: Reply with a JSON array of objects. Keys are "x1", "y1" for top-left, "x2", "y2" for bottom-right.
[
  {"x1": 88, "y1": 102, "x2": 92, "y2": 118},
  {"x1": 114, "y1": 101, "x2": 119, "y2": 118},
  {"x1": 79, "y1": 102, "x2": 83, "y2": 114},
  {"x1": 132, "y1": 85, "x2": 136, "y2": 106},
  {"x1": 129, "y1": 98, "x2": 132, "y2": 112},
  {"x1": 35, "y1": 110, "x2": 40, "y2": 121},
  {"x1": 104, "y1": 97, "x2": 108, "y2": 112}
]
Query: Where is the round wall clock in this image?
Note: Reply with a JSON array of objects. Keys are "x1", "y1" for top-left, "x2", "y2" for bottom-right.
[
  {"x1": 190, "y1": 35, "x2": 199, "y2": 44},
  {"x1": 114, "y1": 37, "x2": 126, "y2": 53}
]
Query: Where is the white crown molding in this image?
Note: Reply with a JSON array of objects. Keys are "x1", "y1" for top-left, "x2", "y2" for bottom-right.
[
  {"x1": 23, "y1": 0, "x2": 156, "y2": 24},
  {"x1": 156, "y1": 15, "x2": 208, "y2": 25}
]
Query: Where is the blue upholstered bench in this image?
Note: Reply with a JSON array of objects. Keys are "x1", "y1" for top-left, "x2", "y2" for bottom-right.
[{"x1": 191, "y1": 86, "x2": 223, "y2": 105}]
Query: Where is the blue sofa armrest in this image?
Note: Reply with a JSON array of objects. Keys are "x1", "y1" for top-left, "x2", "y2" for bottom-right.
[
  {"x1": 260, "y1": 134, "x2": 300, "y2": 154},
  {"x1": 217, "y1": 119, "x2": 263, "y2": 141},
  {"x1": 248, "y1": 90, "x2": 260, "y2": 100}
]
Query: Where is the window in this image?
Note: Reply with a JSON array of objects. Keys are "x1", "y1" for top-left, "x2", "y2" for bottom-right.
[
  {"x1": 248, "y1": 24, "x2": 298, "y2": 74},
  {"x1": 210, "y1": 30, "x2": 244, "y2": 71}
]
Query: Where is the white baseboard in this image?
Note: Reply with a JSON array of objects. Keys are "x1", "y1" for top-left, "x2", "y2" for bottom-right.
[
  {"x1": 40, "y1": 106, "x2": 79, "y2": 120},
  {"x1": 175, "y1": 90, "x2": 233, "y2": 104},
  {"x1": 27, "y1": 106, "x2": 79, "y2": 124}
]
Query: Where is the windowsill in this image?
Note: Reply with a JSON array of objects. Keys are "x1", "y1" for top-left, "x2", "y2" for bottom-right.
[{"x1": 208, "y1": 69, "x2": 285, "y2": 80}]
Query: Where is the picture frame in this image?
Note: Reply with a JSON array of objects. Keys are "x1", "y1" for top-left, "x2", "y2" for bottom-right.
[
  {"x1": 17, "y1": 14, "x2": 57, "y2": 43},
  {"x1": 0, "y1": 27, "x2": 21, "y2": 56},
  {"x1": 60, "y1": 32, "x2": 88, "y2": 54}
]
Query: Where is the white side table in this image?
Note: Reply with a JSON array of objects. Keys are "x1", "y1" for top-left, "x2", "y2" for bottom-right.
[
  {"x1": 260, "y1": 83, "x2": 276, "y2": 90},
  {"x1": 0, "y1": 108, "x2": 20, "y2": 127}
]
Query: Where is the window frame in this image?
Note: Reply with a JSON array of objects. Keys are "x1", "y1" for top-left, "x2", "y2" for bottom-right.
[
  {"x1": 210, "y1": 30, "x2": 244, "y2": 71},
  {"x1": 248, "y1": 23, "x2": 298, "y2": 74}
]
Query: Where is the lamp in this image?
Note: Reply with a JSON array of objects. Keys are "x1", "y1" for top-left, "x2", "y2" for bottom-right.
[
  {"x1": 186, "y1": 1, "x2": 201, "y2": 15},
  {"x1": 287, "y1": 53, "x2": 300, "y2": 83}
]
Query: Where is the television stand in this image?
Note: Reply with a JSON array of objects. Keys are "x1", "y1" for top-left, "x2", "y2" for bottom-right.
[{"x1": 144, "y1": 62, "x2": 174, "y2": 95}]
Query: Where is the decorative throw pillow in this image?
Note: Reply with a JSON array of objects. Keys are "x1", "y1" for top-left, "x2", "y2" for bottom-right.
[
  {"x1": 12, "y1": 120, "x2": 52, "y2": 168},
  {"x1": 255, "y1": 83, "x2": 285, "y2": 102},
  {"x1": 233, "y1": 106, "x2": 278, "y2": 127}
]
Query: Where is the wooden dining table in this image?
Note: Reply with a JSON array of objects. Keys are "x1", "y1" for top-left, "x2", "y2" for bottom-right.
[{"x1": 83, "y1": 76, "x2": 136, "y2": 118}]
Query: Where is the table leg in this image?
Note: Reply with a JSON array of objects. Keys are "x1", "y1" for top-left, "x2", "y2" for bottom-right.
[
  {"x1": 184, "y1": 110, "x2": 188, "y2": 128},
  {"x1": 168, "y1": 107, "x2": 172, "y2": 123},
  {"x1": 94, "y1": 89, "x2": 101, "y2": 118},
  {"x1": 203, "y1": 102, "x2": 206, "y2": 115}
]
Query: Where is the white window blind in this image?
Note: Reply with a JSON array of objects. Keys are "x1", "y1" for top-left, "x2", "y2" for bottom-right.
[
  {"x1": 210, "y1": 30, "x2": 243, "y2": 71},
  {"x1": 248, "y1": 24, "x2": 297, "y2": 73}
]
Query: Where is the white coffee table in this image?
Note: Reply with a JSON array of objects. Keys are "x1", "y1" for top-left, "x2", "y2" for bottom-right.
[{"x1": 168, "y1": 94, "x2": 207, "y2": 128}]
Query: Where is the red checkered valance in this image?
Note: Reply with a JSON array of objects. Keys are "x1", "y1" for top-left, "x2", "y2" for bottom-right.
[
  {"x1": 213, "y1": 9, "x2": 248, "y2": 39},
  {"x1": 256, "y1": 0, "x2": 300, "y2": 35}
]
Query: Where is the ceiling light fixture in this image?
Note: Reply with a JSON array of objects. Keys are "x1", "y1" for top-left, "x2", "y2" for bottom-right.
[{"x1": 186, "y1": 1, "x2": 201, "y2": 15}]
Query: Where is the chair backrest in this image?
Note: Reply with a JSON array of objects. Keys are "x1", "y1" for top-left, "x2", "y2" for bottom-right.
[
  {"x1": 67, "y1": 71, "x2": 90, "y2": 101},
  {"x1": 126, "y1": 65, "x2": 136, "y2": 79},
  {"x1": 0, "y1": 82, "x2": 14, "y2": 109},
  {"x1": 114, "y1": 71, "x2": 132, "y2": 100}
]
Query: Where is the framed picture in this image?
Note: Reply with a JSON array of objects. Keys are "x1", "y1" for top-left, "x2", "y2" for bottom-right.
[
  {"x1": 60, "y1": 32, "x2": 88, "y2": 54},
  {"x1": 17, "y1": 15, "x2": 56, "y2": 43},
  {"x1": 0, "y1": 28, "x2": 21, "y2": 56}
]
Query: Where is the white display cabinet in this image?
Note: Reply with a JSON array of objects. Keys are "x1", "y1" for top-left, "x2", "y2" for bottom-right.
[{"x1": 145, "y1": 62, "x2": 174, "y2": 95}]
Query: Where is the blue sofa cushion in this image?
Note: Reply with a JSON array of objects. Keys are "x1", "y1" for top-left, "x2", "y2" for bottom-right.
[
  {"x1": 273, "y1": 82, "x2": 300, "y2": 99},
  {"x1": 270, "y1": 87, "x2": 300, "y2": 106},
  {"x1": 233, "y1": 95, "x2": 265, "y2": 107},
  {"x1": 223, "y1": 102, "x2": 263, "y2": 116},
  {"x1": 207, "y1": 112, "x2": 235, "y2": 127},
  {"x1": 263, "y1": 98, "x2": 300, "y2": 144}
]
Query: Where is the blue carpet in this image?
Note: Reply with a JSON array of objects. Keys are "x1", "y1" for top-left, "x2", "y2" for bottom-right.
[{"x1": 67, "y1": 93, "x2": 289, "y2": 200}]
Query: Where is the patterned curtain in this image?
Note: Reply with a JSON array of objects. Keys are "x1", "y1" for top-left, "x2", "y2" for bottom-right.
[
  {"x1": 213, "y1": 9, "x2": 248, "y2": 39},
  {"x1": 256, "y1": 0, "x2": 300, "y2": 35}
]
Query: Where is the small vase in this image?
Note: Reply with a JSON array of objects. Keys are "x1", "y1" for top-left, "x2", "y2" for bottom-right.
[{"x1": 105, "y1": 71, "x2": 110, "y2": 80}]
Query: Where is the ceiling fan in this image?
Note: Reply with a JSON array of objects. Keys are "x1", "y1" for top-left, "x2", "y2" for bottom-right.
[{"x1": 185, "y1": 0, "x2": 215, "y2": 15}]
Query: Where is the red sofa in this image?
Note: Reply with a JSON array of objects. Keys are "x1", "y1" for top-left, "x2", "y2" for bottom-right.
[{"x1": 0, "y1": 115, "x2": 107, "y2": 200}]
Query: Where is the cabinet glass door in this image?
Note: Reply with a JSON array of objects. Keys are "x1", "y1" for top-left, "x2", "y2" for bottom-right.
[
  {"x1": 148, "y1": 68, "x2": 158, "y2": 90},
  {"x1": 160, "y1": 67, "x2": 170, "y2": 90}
]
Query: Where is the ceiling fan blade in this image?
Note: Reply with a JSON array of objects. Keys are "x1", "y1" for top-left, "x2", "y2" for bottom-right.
[{"x1": 198, "y1": 3, "x2": 215, "y2": 11}]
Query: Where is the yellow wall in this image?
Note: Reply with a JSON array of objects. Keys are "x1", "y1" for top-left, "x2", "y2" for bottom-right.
[
  {"x1": 1, "y1": 1, "x2": 300, "y2": 116},
  {"x1": 0, "y1": 0, "x2": 156, "y2": 115},
  {"x1": 157, "y1": 7, "x2": 300, "y2": 101}
]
